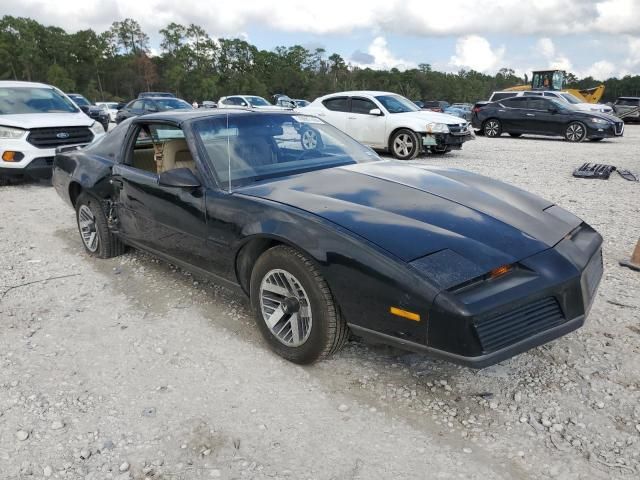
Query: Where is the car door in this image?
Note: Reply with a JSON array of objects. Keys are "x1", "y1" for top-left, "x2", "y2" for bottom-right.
[
  {"x1": 318, "y1": 96, "x2": 350, "y2": 131},
  {"x1": 526, "y1": 97, "x2": 565, "y2": 135},
  {"x1": 499, "y1": 97, "x2": 530, "y2": 132},
  {"x1": 345, "y1": 97, "x2": 386, "y2": 147},
  {"x1": 110, "y1": 121, "x2": 212, "y2": 269}
]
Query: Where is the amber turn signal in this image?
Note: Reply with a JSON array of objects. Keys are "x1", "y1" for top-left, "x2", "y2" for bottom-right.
[
  {"x1": 389, "y1": 306, "x2": 421, "y2": 322},
  {"x1": 489, "y1": 264, "x2": 511, "y2": 279},
  {"x1": 2, "y1": 151, "x2": 18, "y2": 162}
]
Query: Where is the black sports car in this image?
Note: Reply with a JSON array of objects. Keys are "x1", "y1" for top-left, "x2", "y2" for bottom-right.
[
  {"x1": 52, "y1": 110, "x2": 603, "y2": 367},
  {"x1": 115, "y1": 97, "x2": 192, "y2": 124},
  {"x1": 472, "y1": 96, "x2": 624, "y2": 141}
]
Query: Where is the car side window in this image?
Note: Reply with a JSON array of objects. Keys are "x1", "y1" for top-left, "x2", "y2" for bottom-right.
[
  {"x1": 501, "y1": 97, "x2": 529, "y2": 108},
  {"x1": 125, "y1": 124, "x2": 195, "y2": 175},
  {"x1": 527, "y1": 98, "x2": 551, "y2": 110},
  {"x1": 143, "y1": 100, "x2": 158, "y2": 112},
  {"x1": 130, "y1": 100, "x2": 144, "y2": 111},
  {"x1": 323, "y1": 97, "x2": 349, "y2": 112},
  {"x1": 491, "y1": 93, "x2": 515, "y2": 101},
  {"x1": 524, "y1": 92, "x2": 543, "y2": 96},
  {"x1": 351, "y1": 97, "x2": 378, "y2": 115},
  {"x1": 543, "y1": 92, "x2": 558, "y2": 98}
]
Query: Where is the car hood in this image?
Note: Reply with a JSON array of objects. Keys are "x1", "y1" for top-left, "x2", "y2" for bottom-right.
[
  {"x1": 396, "y1": 110, "x2": 468, "y2": 125},
  {"x1": 570, "y1": 109, "x2": 619, "y2": 122},
  {"x1": 0, "y1": 112, "x2": 93, "y2": 129},
  {"x1": 238, "y1": 161, "x2": 581, "y2": 271},
  {"x1": 574, "y1": 103, "x2": 612, "y2": 113}
]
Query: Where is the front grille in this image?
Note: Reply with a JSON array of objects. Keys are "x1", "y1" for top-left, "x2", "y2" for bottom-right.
[
  {"x1": 448, "y1": 124, "x2": 470, "y2": 136},
  {"x1": 474, "y1": 297, "x2": 564, "y2": 353},
  {"x1": 614, "y1": 122, "x2": 624, "y2": 135},
  {"x1": 27, "y1": 126, "x2": 93, "y2": 149}
]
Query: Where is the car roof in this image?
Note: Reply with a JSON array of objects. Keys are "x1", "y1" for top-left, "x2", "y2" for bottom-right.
[
  {"x1": 321, "y1": 91, "x2": 396, "y2": 98},
  {"x1": 140, "y1": 97, "x2": 188, "y2": 101},
  {"x1": 136, "y1": 108, "x2": 299, "y2": 123},
  {"x1": 0, "y1": 80, "x2": 54, "y2": 89},
  {"x1": 618, "y1": 96, "x2": 640, "y2": 100}
]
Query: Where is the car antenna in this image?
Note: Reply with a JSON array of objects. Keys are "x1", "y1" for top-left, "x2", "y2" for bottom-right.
[{"x1": 227, "y1": 112, "x2": 231, "y2": 192}]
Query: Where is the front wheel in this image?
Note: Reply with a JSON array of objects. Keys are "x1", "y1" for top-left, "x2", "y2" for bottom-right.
[
  {"x1": 483, "y1": 119, "x2": 502, "y2": 137},
  {"x1": 390, "y1": 129, "x2": 421, "y2": 160},
  {"x1": 565, "y1": 122, "x2": 586, "y2": 142},
  {"x1": 250, "y1": 245, "x2": 349, "y2": 364},
  {"x1": 75, "y1": 193, "x2": 125, "y2": 258}
]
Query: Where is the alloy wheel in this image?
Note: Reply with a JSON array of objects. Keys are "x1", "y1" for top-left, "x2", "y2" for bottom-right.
[
  {"x1": 485, "y1": 120, "x2": 500, "y2": 137},
  {"x1": 301, "y1": 129, "x2": 318, "y2": 149},
  {"x1": 393, "y1": 133, "x2": 414, "y2": 157},
  {"x1": 259, "y1": 269, "x2": 313, "y2": 347},
  {"x1": 566, "y1": 123, "x2": 585, "y2": 142},
  {"x1": 78, "y1": 204, "x2": 99, "y2": 252}
]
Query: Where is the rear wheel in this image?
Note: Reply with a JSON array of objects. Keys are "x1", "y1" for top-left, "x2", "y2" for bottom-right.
[
  {"x1": 75, "y1": 193, "x2": 125, "y2": 258},
  {"x1": 390, "y1": 129, "x2": 421, "y2": 160},
  {"x1": 565, "y1": 122, "x2": 586, "y2": 142},
  {"x1": 250, "y1": 245, "x2": 348, "y2": 364},
  {"x1": 483, "y1": 119, "x2": 502, "y2": 137}
]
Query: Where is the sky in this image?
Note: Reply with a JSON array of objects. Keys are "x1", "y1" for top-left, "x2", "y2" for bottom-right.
[{"x1": 3, "y1": 0, "x2": 640, "y2": 79}]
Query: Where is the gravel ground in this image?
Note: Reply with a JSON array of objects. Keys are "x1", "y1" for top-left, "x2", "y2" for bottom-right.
[{"x1": 1, "y1": 127, "x2": 639, "y2": 479}]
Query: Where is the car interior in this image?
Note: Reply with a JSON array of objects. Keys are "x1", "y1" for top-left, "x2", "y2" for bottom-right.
[{"x1": 130, "y1": 124, "x2": 197, "y2": 174}]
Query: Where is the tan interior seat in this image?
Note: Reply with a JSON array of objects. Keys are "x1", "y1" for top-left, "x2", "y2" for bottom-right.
[{"x1": 159, "y1": 139, "x2": 196, "y2": 173}]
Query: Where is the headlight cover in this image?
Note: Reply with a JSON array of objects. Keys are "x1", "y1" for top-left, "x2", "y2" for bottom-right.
[
  {"x1": 426, "y1": 122, "x2": 450, "y2": 134},
  {"x1": 590, "y1": 117, "x2": 608, "y2": 125},
  {"x1": 90, "y1": 121, "x2": 105, "y2": 135},
  {"x1": 0, "y1": 125, "x2": 26, "y2": 139}
]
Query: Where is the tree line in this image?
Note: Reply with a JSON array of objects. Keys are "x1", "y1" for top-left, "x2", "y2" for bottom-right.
[{"x1": 1, "y1": 15, "x2": 639, "y2": 104}]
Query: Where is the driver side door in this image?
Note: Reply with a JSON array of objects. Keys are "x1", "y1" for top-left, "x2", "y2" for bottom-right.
[{"x1": 111, "y1": 121, "x2": 211, "y2": 268}]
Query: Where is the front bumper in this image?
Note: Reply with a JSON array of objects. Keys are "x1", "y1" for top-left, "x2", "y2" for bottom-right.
[
  {"x1": 586, "y1": 121, "x2": 624, "y2": 139},
  {"x1": 352, "y1": 223, "x2": 603, "y2": 368},
  {"x1": 423, "y1": 130, "x2": 473, "y2": 150},
  {"x1": 1, "y1": 133, "x2": 104, "y2": 180}
]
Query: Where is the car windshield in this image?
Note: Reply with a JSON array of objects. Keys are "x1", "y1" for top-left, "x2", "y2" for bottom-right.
[
  {"x1": 560, "y1": 93, "x2": 582, "y2": 104},
  {"x1": 247, "y1": 96, "x2": 271, "y2": 107},
  {"x1": 375, "y1": 95, "x2": 420, "y2": 113},
  {"x1": 155, "y1": 98, "x2": 192, "y2": 110},
  {"x1": 617, "y1": 98, "x2": 640, "y2": 106},
  {"x1": 0, "y1": 87, "x2": 79, "y2": 114},
  {"x1": 69, "y1": 95, "x2": 90, "y2": 107},
  {"x1": 193, "y1": 113, "x2": 379, "y2": 190}
]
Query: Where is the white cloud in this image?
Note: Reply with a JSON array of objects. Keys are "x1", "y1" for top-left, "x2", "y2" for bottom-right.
[
  {"x1": 449, "y1": 35, "x2": 505, "y2": 72},
  {"x1": 535, "y1": 38, "x2": 572, "y2": 71},
  {"x1": 4, "y1": 0, "x2": 640, "y2": 37},
  {"x1": 581, "y1": 60, "x2": 618, "y2": 79},
  {"x1": 351, "y1": 37, "x2": 415, "y2": 70}
]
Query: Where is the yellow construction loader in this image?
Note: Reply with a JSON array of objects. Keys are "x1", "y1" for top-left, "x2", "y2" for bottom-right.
[{"x1": 505, "y1": 70, "x2": 605, "y2": 104}]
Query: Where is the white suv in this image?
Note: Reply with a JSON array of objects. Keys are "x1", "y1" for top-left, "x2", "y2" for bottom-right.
[
  {"x1": 488, "y1": 90, "x2": 613, "y2": 114},
  {"x1": 299, "y1": 91, "x2": 472, "y2": 159},
  {"x1": 0, "y1": 81, "x2": 105, "y2": 183}
]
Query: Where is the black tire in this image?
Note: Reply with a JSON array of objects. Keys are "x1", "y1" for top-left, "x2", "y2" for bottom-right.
[
  {"x1": 250, "y1": 245, "x2": 349, "y2": 364},
  {"x1": 565, "y1": 122, "x2": 587, "y2": 142},
  {"x1": 389, "y1": 129, "x2": 421, "y2": 160},
  {"x1": 430, "y1": 145, "x2": 451, "y2": 155},
  {"x1": 508, "y1": 133, "x2": 522, "y2": 138},
  {"x1": 590, "y1": 137, "x2": 604, "y2": 142},
  {"x1": 75, "y1": 193, "x2": 125, "y2": 259},
  {"x1": 474, "y1": 129, "x2": 485, "y2": 136},
  {"x1": 483, "y1": 119, "x2": 502, "y2": 137}
]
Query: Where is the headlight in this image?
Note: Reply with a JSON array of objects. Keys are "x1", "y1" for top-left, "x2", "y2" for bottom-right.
[
  {"x1": 90, "y1": 121, "x2": 105, "y2": 135},
  {"x1": 426, "y1": 122, "x2": 449, "y2": 134},
  {"x1": 0, "y1": 125, "x2": 26, "y2": 139},
  {"x1": 590, "y1": 118, "x2": 608, "y2": 125}
]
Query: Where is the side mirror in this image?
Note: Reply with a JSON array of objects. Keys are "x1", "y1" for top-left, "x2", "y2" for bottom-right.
[
  {"x1": 369, "y1": 108, "x2": 382, "y2": 116},
  {"x1": 158, "y1": 168, "x2": 201, "y2": 188}
]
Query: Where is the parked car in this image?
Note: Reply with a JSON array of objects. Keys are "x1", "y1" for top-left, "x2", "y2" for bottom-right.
[
  {"x1": 472, "y1": 96, "x2": 624, "y2": 142},
  {"x1": 276, "y1": 97, "x2": 310, "y2": 108},
  {"x1": 612, "y1": 97, "x2": 640, "y2": 122},
  {"x1": 420, "y1": 100, "x2": 450, "y2": 113},
  {"x1": 201, "y1": 100, "x2": 217, "y2": 108},
  {"x1": 488, "y1": 90, "x2": 613, "y2": 114},
  {"x1": 52, "y1": 109, "x2": 603, "y2": 367},
  {"x1": 138, "y1": 92, "x2": 175, "y2": 99},
  {"x1": 218, "y1": 95, "x2": 287, "y2": 111},
  {"x1": 95, "y1": 102, "x2": 120, "y2": 122},
  {"x1": 444, "y1": 105, "x2": 472, "y2": 121},
  {"x1": 0, "y1": 81, "x2": 105, "y2": 183},
  {"x1": 115, "y1": 97, "x2": 192, "y2": 124},
  {"x1": 67, "y1": 93, "x2": 110, "y2": 131},
  {"x1": 67, "y1": 93, "x2": 92, "y2": 113},
  {"x1": 299, "y1": 91, "x2": 472, "y2": 159}
]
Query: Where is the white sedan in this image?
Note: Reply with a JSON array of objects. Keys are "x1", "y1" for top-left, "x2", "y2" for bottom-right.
[
  {"x1": 298, "y1": 91, "x2": 472, "y2": 159},
  {"x1": 95, "y1": 102, "x2": 120, "y2": 123},
  {"x1": 217, "y1": 95, "x2": 288, "y2": 111}
]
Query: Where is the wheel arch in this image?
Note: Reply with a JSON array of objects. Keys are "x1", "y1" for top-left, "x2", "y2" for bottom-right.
[
  {"x1": 69, "y1": 181, "x2": 83, "y2": 207},
  {"x1": 387, "y1": 126, "x2": 420, "y2": 150}
]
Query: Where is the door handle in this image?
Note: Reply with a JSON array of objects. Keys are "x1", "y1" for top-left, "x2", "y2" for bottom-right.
[{"x1": 526, "y1": 113, "x2": 535, "y2": 116}]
